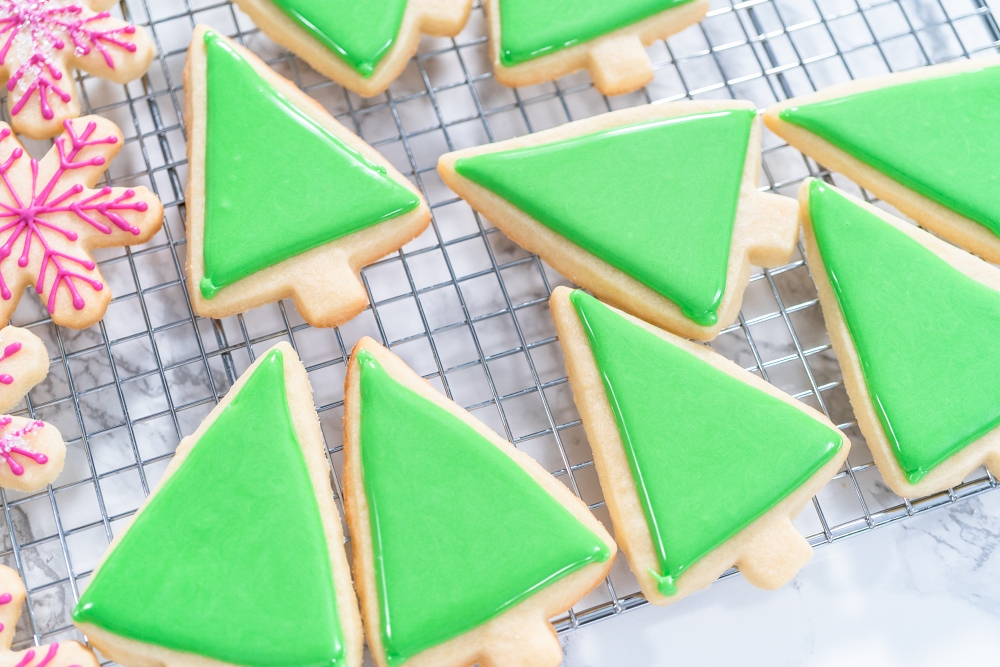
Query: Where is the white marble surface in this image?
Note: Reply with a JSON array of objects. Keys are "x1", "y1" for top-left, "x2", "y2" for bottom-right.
[{"x1": 562, "y1": 490, "x2": 1000, "y2": 666}]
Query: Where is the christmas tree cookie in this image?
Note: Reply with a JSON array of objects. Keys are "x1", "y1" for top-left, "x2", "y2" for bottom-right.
[
  {"x1": 551, "y1": 287, "x2": 849, "y2": 605},
  {"x1": 0, "y1": 116, "x2": 163, "y2": 329},
  {"x1": 800, "y1": 179, "x2": 1000, "y2": 498},
  {"x1": 438, "y1": 101, "x2": 799, "y2": 340},
  {"x1": 233, "y1": 0, "x2": 472, "y2": 97},
  {"x1": 0, "y1": 325, "x2": 48, "y2": 414},
  {"x1": 0, "y1": 565, "x2": 99, "y2": 667},
  {"x1": 72, "y1": 343, "x2": 363, "y2": 667},
  {"x1": 487, "y1": 0, "x2": 708, "y2": 95},
  {"x1": 184, "y1": 27, "x2": 430, "y2": 327},
  {"x1": 765, "y1": 57, "x2": 1000, "y2": 263},
  {"x1": 344, "y1": 338, "x2": 615, "y2": 667},
  {"x1": 0, "y1": 1, "x2": 155, "y2": 139}
]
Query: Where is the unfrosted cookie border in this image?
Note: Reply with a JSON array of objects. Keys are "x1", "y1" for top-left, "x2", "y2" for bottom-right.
[
  {"x1": 764, "y1": 56, "x2": 1000, "y2": 264},
  {"x1": 486, "y1": 0, "x2": 709, "y2": 96},
  {"x1": 0, "y1": 325, "x2": 48, "y2": 415},
  {"x1": 438, "y1": 100, "x2": 799, "y2": 341},
  {"x1": 183, "y1": 27, "x2": 431, "y2": 327},
  {"x1": 550, "y1": 286, "x2": 851, "y2": 605},
  {"x1": 232, "y1": 0, "x2": 472, "y2": 97},
  {"x1": 73, "y1": 342, "x2": 364, "y2": 667},
  {"x1": 799, "y1": 179, "x2": 1000, "y2": 498},
  {"x1": 343, "y1": 337, "x2": 616, "y2": 667}
]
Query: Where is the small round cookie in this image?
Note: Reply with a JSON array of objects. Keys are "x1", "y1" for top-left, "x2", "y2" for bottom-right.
[
  {"x1": 0, "y1": 415, "x2": 65, "y2": 493},
  {"x1": 0, "y1": 325, "x2": 48, "y2": 414},
  {"x1": 0, "y1": 0, "x2": 155, "y2": 139}
]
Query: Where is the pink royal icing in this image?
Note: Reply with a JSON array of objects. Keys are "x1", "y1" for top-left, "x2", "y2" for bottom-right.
[
  {"x1": 0, "y1": 119, "x2": 149, "y2": 312},
  {"x1": 0, "y1": 341, "x2": 19, "y2": 384},
  {"x1": 0, "y1": 416, "x2": 45, "y2": 475},
  {"x1": 0, "y1": 0, "x2": 137, "y2": 119}
]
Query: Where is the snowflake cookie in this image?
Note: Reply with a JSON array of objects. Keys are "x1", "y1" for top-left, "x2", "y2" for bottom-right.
[
  {"x1": 0, "y1": 115, "x2": 163, "y2": 329},
  {"x1": 0, "y1": 324, "x2": 47, "y2": 413},
  {"x1": 0, "y1": 0, "x2": 154, "y2": 139},
  {"x1": 0, "y1": 564, "x2": 99, "y2": 667}
]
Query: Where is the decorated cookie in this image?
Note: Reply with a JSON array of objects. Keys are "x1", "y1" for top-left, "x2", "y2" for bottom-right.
[
  {"x1": 438, "y1": 101, "x2": 799, "y2": 340},
  {"x1": 232, "y1": 0, "x2": 472, "y2": 97},
  {"x1": 0, "y1": 325, "x2": 47, "y2": 414},
  {"x1": 800, "y1": 179, "x2": 1000, "y2": 498},
  {"x1": 551, "y1": 287, "x2": 849, "y2": 604},
  {"x1": 0, "y1": 0, "x2": 154, "y2": 140},
  {"x1": 0, "y1": 414, "x2": 64, "y2": 492},
  {"x1": 184, "y1": 27, "x2": 431, "y2": 327},
  {"x1": 72, "y1": 343, "x2": 363, "y2": 667},
  {"x1": 0, "y1": 116, "x2": 163, "y2": 328},
  {"x1": 764, "y1": 57, "x2": 1000, "y2": 264},
  {"x1": 344, "y1": 338, "x2": 615, "y2": 667},
  {"x1": 0, "y1": 565, "x2": 99, "y2": 667},
  {"x1": 487, "y1": 0, "x2": 708, "y2": 95}
]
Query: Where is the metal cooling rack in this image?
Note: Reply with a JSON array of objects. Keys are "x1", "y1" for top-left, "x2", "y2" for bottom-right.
[{"x1": 1, "y1": 0, "x2": 998, "y2": 659}]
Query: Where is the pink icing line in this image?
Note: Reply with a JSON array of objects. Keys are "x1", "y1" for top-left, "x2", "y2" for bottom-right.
[
  {"x1": 0, "y1": 416, "x2": 46, "y2": 475},
  {"x1": 13, "y1": 643, "x2": 61, "y2": 667},
  {"x1": 0, "y1": 1, "x2": 139, "y2": 119},
  {"x1": 0, "y1": 120, "x2": 151, "y2": 313},
  {"x1": 0, "y1": 341, "x2": 19, "y2": 384}
]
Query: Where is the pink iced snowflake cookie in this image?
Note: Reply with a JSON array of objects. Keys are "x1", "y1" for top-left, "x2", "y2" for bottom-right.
[
  {"x1": 0, "y1": 564, "x2": 99, "y2": 667},
  {"x1": 0, "y1": 0, "x2": 154, "y2": 139},
  {"x1": 0, "y1": 324, "x2": 47, "y2": 413},
  {"x1": 0, "y1": 115, "x2": 163, "y2": 329},
  {"x1": 0, "y1": 414, "x2": 64, "y2": 491}
]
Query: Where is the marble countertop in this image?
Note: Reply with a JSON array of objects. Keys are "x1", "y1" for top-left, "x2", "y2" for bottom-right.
[{"x1": 562, "y1": 489, "x2": 1000, "y2": 666}]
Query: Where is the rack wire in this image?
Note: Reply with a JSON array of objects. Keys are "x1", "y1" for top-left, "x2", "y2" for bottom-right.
[{"x1": 1, "y1": 0, "x2": 998, "y2": 658}]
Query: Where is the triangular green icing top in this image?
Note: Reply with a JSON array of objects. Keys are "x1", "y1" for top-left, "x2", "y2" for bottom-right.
[
  {"x1": 808, "y1": 181, "x2": 1000, "y2": 484},
  {"x1": 357, "y1": 351, "x2": 609, "y2": 666},
  {"x1": 269, "y1": 0, "x2": 408, "y2": 76},
  {"x1": 498, "y1": 0, "x2": 697, "y2": 65},
  {"x1": 570, "y1": 290, "x2": 841, "y2": 594},
  {"x1": 781, "y1": 66, "x2": 1000, "y2": 236},
  {"x1": 72, "y1": 349, "x2": 345, "y2": 667},
  {"x1": 455, "y1": 109, "x2": 754, "y2": 326},
  {"x1": 200, "y1": 31, "x2": 419, "y2": 299}
]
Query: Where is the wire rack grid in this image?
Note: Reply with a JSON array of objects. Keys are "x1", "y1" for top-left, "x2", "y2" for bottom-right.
[{"x1": 0, "y1": 0, "x2": 998, "y2": 658}]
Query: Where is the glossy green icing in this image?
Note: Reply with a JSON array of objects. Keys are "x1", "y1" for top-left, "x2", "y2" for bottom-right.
[
  {"x1": 269, "y1": 0, "x2": 408, "y2": 76},
  {"x1": 808, "y1": 181, "x2": 1000, "y2": 483},
  {"x1": 781, "y1": 66, "x2": 1000, "y2": 236},
  {"x1": 72, "y1": 349, "x2": 345, "y2": 667},
  {"x1": 498, "y1": 0, "x2": 697, "y2": 65},
  {"x1": 357, "y1": 350, "x2": 609, "y2": 666},
  {"x1": 570, "y1": 290, "x2": 841, "y2": 593},
  {"x1": 200, "y1": 31, "x2": 419, "y2": 299},
  {"x1": 455, "y1": 109, "x2": 754, "y2": 326}
]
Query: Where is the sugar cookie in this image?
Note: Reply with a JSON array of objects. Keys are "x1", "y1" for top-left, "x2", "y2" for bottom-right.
[
  {"x1": 764, "y1": 57, "x2": 1000, "y2": 263},
  {"x1": 0, "y1": 565, "x2": 99, "y2": 667},
  {"x1": 73, "y1": 343, "x2": 363, "y2": 667},
  {"x1": 232, "y1": 0, "x2": 472, "y2": 97},
  {"x1": 184, "y1": 27, "x2": 431, "y2": 327},
  {"x1": 438, "y1": 101, "x2": 799, "y2": 340},
  {"x1": 0, "y1": 116, "x2": 163, "y2": 329},
  {"x1": 486, "y1": 0, "x2": 708, "y2": 95},
  {"x1": 343, "y1": 337, "x2": 616, "y2": 667},
  {"x1": 0, "y1": 414, "x2": 64, "y2": 492},
  {"x1": 0, "y1": 325, "x2": 47, "y2": 414},
  {"x1": 0, "y1": 0, "x2": 154, "y2": 139},
  {"x1": 800, "y1": 179, "x2": 1000, "y2": 498},
  {"x1": 551, "y1": 287, "x2": 850, "y2": 605}
]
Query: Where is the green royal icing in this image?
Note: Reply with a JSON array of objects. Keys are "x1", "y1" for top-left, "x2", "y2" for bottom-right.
[
  {"x1": 200, "y1": 31, "x2": 419, "y2": 299},
  {"x1": 72, "y1": 349, "x2": 345, "y2": 667},
  {"x1": 808, "y1": 181, "x2": 1000, "y2": 484},
  {"x1": 498, "y1": 0, "x2": 697, "y2": 66},
  {"x1": 455, "y1": 109, "x2": 754, "y2": 326},
  {"x1": 570, "y1": 290, "x2": 842, "y2": 594},
  {"x1": 269, "y1": 0, "x2": 408, "y2": 76},
  {"x1": 781, "y1": 66, "x2": 1000, "y2": 237},
  {"x1": 357, "y1": 351, "x2": 609, "y2": 666}
]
